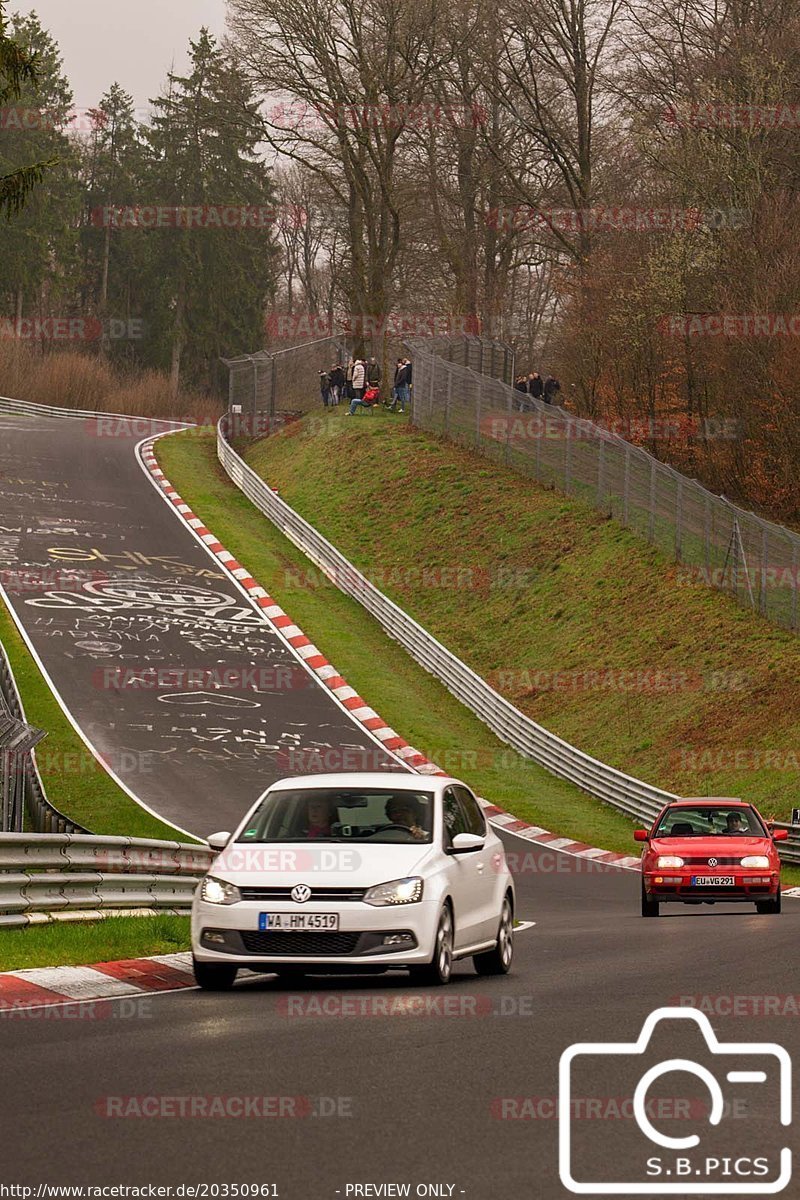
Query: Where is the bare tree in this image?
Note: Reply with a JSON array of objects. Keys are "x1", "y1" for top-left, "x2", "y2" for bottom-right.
[{"x1": 227, "y1": 0, "x2": 451, "y2": 347}]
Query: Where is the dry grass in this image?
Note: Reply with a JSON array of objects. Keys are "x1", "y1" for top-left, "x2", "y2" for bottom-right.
[{"x1": 0, "y1": 342, "x2": 220, "y2": 423}]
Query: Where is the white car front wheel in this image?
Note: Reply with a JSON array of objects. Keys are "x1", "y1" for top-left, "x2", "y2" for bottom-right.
[
  {"x1": 473, "y1": 895, "x2": 514, "y2": 976},
  {"x1": 412, "y1": 903, "x2": 454, "y2": 986}
]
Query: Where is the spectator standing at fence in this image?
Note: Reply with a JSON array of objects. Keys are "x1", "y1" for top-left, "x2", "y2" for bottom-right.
[
  {"x1": 345, "y1": 356, "x2": 356, "y2": 400},
  {"x1": 329, "y1": 363, "x2": 344, "y2": 405},
  {"x1": 388, "y1": 358, "x2": 404, "y2": 408},
  {"x1": 543, "y1": 374, "x2": 560, "y2": 404},
  {"x1": 513, "y1": 375, "x2": 528, "y2": 411},
  {"x1": 366, "y1": 356, "x2": 381, "y2": 387},
  {"x1": 319, "y1": 369, "x2": 332, "y2": 407},
  {"x1": 351, "y1": 356, "x2": 366, "y2": 402},
  {"x1": 390, "y1": 359, "x2": 411, "y2": 413},
  {"x1": 529, "y1": 372, "x2": 544, "y2": 400}
]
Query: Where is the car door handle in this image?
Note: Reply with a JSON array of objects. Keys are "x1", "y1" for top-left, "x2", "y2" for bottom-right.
[{"x1": 476, "y1": 863, "x2": 485, "y2": 873}]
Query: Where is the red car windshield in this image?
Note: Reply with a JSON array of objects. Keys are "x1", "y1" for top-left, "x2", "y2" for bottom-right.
[{"x1": 654, "y1": 806, "x2": 767, "y2": 837}]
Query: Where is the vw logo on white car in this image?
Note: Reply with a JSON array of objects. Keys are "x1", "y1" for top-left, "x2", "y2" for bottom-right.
[{"x1": 291, "y1": 884, "x2": 312, "y2": 903}]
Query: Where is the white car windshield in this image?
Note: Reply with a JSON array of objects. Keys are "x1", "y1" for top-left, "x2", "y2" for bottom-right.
[{"x1": 238, "y1": 787, "x2": 435, "y2": 844}]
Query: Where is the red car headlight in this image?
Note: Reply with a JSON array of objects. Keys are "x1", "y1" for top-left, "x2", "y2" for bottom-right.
[
  {"x1": 740, "y1": 856, "x2": 771, "y2": 869},
  {"x1": 656, "y1": 855, "x2": 685, "y2": 868}
]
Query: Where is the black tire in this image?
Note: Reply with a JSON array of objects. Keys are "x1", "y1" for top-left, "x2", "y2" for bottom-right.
[
  {"x1": 641, "y1": 883, "x2": 660, "y2": 918},
  {"x1": 411, "y1": 903, "x2": 454, "y2": 986},
  {"x1": 474, "y1": 894, "x2": 514, "y2": 976},
  {"x1": 192, "y1": 958, "x2": 238, "y2": 991},
  {"x1": 756, "y1": 893, "x2": 781, "y2": 915}
]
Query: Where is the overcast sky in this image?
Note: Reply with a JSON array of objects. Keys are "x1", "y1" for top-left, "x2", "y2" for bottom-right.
[{"x1": 12, "y1": 1, "x2": 229, "y2": 114}]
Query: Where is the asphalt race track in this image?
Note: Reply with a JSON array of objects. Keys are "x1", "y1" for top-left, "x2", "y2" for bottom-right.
[
  {"x1": 1, "y1": 831, "x2": 799, "y2": 1196},
  {"x1": 1, "y1": 410, "x2": 799, "y2": 1198},
  {"x1": 0, "y1": 412, "x2": 400, "y2": 836}
]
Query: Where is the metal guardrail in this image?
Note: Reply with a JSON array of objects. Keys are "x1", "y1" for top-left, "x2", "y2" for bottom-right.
[
  {"x1": 0, "y1": 833, "x2": 214, "y2": 928},
  {"x1": 0, "y1": 395, "x2": 128, "y2": 420},
  {"x1": 0, "y1": 395, "x2": 193, "y2": 427},
  {"x1": 0, "y1": 638, "x2": 82, "y2": 834}
]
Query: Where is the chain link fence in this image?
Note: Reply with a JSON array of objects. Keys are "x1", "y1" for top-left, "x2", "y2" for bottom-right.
[
  {"x1": 407, "y1": 339, "x2": 800, "y2": 632},
  {"x1": 221, "y1": 331, "x2": 514, "y2": 423},
  {"x1": 222, "y1": 334, "x2": 353, "y2": 420},
  {"x1": 415, "y1": 334, "x2": 515, "y2": 385}
]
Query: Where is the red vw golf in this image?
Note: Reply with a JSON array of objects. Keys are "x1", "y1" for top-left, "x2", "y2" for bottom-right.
[{"x1": 635, "y1": 797, "x2": 787, "y2": 917}]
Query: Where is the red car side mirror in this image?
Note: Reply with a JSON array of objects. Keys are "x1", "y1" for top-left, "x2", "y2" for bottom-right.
[
  {"x1": 633, "y1": 829, "x2": 649, "y2": 843},
  {"x1": 772, "y1": 828, "x2": 789, "y2": 842}
]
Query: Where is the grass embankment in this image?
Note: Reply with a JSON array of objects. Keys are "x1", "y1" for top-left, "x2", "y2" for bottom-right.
[
  {"x1": 242, "y1": 413, "x2": 800, "y2": 799},
  {"x1": 156, "y1": 431, "x2": 641, "y2": 854},
  {"x1": 0, "y1": 603, "x2": 187, "y2": 840},
  {"x1": 240, "y1": 412, "x2": 800, "y2": 821},
  {"x1": 0, "y1": 916, "x2": 190, "y2": 973}
]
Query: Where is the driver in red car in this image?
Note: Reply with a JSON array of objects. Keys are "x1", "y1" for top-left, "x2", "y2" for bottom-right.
[{"x1": 725, "y1": 811, "x2": 748, "y2": 834}]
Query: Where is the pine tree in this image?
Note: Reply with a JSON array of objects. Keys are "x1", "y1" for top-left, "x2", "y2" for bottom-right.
[
  {"x1": 141, "y1": 29, "x2": 279, "y2": 394},
  {"x1": 0, "y1": 9, "x2": 80, "y2": 321},
  {"x1": 0, "y1": 0, "x2": 57, "y2": 218},
  {"x1": 78, "y1": 83, "x2": 150, "y2": 359}
]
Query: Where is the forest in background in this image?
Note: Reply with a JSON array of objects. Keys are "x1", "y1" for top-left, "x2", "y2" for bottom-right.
[{"x1": 1, "y1": 1, "x2": 800, "y2": 518}]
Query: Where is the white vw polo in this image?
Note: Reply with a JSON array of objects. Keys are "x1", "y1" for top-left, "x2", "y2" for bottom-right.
[{"x1": 191, "y1": 773, "x2": 515, "y2": 989}]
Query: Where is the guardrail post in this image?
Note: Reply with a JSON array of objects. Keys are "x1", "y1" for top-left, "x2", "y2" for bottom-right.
[
  {"x1": 792, "y1": 542, "x2": 799, "y2": 631},
  {"x1": 647, "y1": 459, "x2": 656, "y2": 542},
  {"x1": 675, "y1": 476, "x2": 683, "y2": 561},
  {"x1": 597, "y1": 439, "x2": 605, "y2": 508}
]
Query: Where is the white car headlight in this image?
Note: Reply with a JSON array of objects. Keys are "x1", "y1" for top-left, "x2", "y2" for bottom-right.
[
  {"x1": 200, "y1": 875, "x2": 241, "y2": 905},
  {"x1": 740, "y1": 855, "x2": 770, "y2": 869},
  {"x1": 656, "y1": 855, "x2": 685, "y2": 869},
  {"x1": 363, "y1": 877, "x2": 423, "y2": 906}
]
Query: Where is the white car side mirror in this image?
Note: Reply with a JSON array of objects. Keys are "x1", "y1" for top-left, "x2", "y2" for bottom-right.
[
  {"x1": 449, "y1": 832, "x2": 485, "y2": 854},
  {"x1": 207, "y1": 831, "x2": 232, "y2": 851}
]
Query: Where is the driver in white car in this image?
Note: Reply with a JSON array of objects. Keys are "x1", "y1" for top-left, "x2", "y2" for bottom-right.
[{"x1": 385, "y1": 795, "x2": 427, "y2": 840}]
